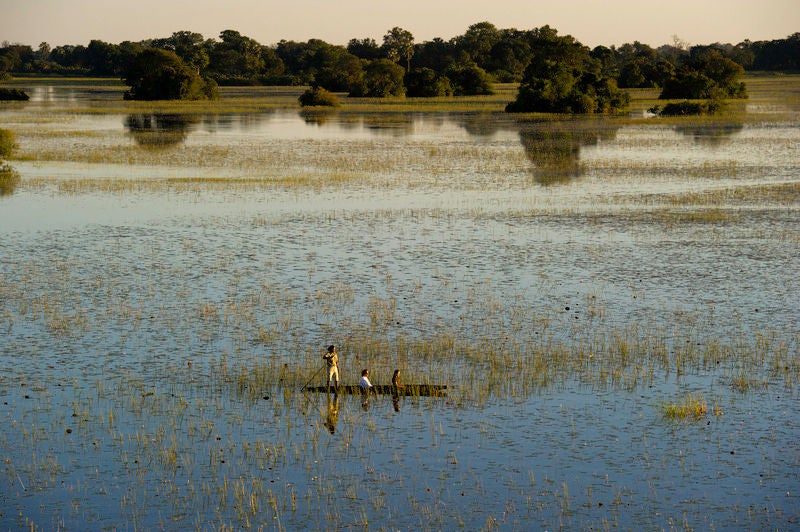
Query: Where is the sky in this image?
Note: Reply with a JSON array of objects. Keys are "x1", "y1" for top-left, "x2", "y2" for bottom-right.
[{"x1": 2, "y1": 0, "x2": 798, "y2": 49}]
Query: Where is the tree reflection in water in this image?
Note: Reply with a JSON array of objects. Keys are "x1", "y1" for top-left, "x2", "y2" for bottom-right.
[
  {"x1": 519, "y1": 120, "x2": 619, "y2": 185},
  {"x1": 299, "y1": 109, "x2": 336, "y2": 126},
  {"x1": 125, "y1": 114, "x2": 197, "y2": 148},
  {"x1": 674, "y1": 122, "x2": 744, "y2": 146}
]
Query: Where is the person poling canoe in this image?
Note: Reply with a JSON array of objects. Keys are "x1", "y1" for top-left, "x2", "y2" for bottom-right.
[{"x1": 322, "y1": 345, "x2": 339, "y2": 393}]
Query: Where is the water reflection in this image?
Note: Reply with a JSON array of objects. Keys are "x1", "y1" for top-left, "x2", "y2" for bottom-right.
[
  {"x1": 324, "y1": 395, "x2": 339, "y2": 434},
  {"x1": 125, "y1": 114, "x2": 197, "y2": 148},
  {"x1": 519, "y1": 122, "x2": 619, "y2": 185},
  {"x1": 113, "y1": 110, "x2": 522, "y2": 142},
  {"x1": 457, "y1": 114, "x2": 503, "y2": 137},
  {"x1": 299, "y1": 109, "x2": 336, "y2": 126},
  {"x1": 361, "y1": 115, "x2": 414, "y2": 137},
  {"x1": 674, "y1": 123, "x2": 744, "y2": 146},
  {"x1": 26, "y1": 85, "x2": 120, "y2": 103}
]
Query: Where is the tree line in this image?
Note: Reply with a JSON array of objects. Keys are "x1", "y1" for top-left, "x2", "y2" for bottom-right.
[{"x1": 1, "y1": 23, "x2": 796, "y2": 111}]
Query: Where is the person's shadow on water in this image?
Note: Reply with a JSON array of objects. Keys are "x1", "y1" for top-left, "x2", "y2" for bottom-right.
[{"x1": 324, "y1": 394, "x2": 339, "y2": 434}]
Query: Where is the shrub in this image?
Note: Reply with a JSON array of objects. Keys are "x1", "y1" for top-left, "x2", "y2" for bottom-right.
[
  {"x1": 298, "y1": 86, "x2": 340, "y2": 107},
  {"x1": 0, "y1": 88, "x2": 29, "y2": 101},
  {"x1": 0, "y1": 163, "x2": 21, "y2": 196},
  {"x1": 0, "y1": 128, "x2": 16, "y2": 158},
  {"x1": 650, "y1": 100, "x2": 722, "y2": 116}
]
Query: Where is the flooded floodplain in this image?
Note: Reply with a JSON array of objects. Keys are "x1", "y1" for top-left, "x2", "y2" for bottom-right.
[{"x1": 0, "y1": 77, "x2": 799, "y2": 530}]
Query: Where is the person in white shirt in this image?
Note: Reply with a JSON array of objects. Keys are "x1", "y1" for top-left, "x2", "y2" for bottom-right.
[
  {"x1": 359, "y1": 368, "x2": 373, "y2": 410},
  {"x1": 359, "y1": 369, "x2": 373, "y2": 391}
]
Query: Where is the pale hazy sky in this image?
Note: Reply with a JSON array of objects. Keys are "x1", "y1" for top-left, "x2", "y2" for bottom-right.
[{"x1": 2, "y1": 0, "x2": 798, "y2": 49}]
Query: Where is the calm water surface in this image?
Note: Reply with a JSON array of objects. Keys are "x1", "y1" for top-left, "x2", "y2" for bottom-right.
[{"x1": 1, "y1": 85, "x2": 798, "y2": 530}]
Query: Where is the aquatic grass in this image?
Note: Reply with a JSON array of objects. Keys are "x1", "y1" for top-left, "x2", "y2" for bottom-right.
[
  {"x1": 659, "y1": 393, "x2": 715, "y2": 421},
  {"x1": 731, "y1": 374, "x2": 769, "y2": 393},
  {"x1": 2, "y1": 222, "x2": 796, "y2": 405},
  {"x1": 651, "y1": 208, "x2": 738, "y2": 225},
  {"x1": 0, "y1": 163, "x2": 21, "y2": 195}
]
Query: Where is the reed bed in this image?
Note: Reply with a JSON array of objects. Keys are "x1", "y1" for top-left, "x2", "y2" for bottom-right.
[{"x1": 2, "y1": 241, "x2": 795, "y2": 405}]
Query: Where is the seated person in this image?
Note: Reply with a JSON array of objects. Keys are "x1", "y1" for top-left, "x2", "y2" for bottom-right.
[{"x1": 359, "y1": 369, "x2": 373, "y2": 392}]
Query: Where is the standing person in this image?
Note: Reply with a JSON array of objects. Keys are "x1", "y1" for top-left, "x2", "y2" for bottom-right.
[{"x1": 322, "y1": 345, "x2": 339, "y2": 393}]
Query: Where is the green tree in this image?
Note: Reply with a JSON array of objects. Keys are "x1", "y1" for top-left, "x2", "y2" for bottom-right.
[
  {"x1": 405, "y1": 67, "x2": 453, "y2": 97},
  {"x1": 455, "y1": 21, "x2": 501, "y2": 68},
  {"x1": 506, "y1": 28, "x2": 628, "y2": 114},
  {"x1": 445, "y1": 62, "x2": 494, "y2": 95},
  {"x1": 123, "y1": 48, "x2": 217, "y2": 100},
  {"x1": 48, "y1": 45, "x2": 90, "y2": 74},
  {"x1": 413, "y1": 37, "x2": 456, "y2": 73},
  {"x1": 382, "y1": 27, "x2": 415, "y2": 70},
  {"x1": 274, "y1": 40, "x2": 310, "y2": 83},
  {"x1": 350, "y1": 59, "x2": 405, "y2": 97},
  {"x1": 747, "y1": 33, "x2": 800, "y2": 70},
  {"x1": 301, "y1": 40, "x2": 362, "y2": 91},
  {"x1": 116, "y1": 41, "x2": 146, "y2": 74},
  {"x1": 347, "y1": 38, "x2": 382, "y2": 60},
  {"x1": 274, "y1": 39, "x2": 359, "y2": 87},
  {"x1": 0, "y1": 54, "x2": 13, "y2": 79},
  {"x1": 85, "y1": 39, "x2": 120, "y2": 75},
  {"x1": 36, "y1": 42, "x2": 51, "y2": 61},
  {"x1": 590, "y1": 45, "x2": 618, "y2": 78},
  {"x1": 486, "y1": 30, "x2": 532, "y2": 81},
  {"x1": 616, "y1": 41, "x2": 675, "y2": 88},
  {"x1": 0, "y1": 45, "x2": 33, "y2": 74},
  {"x1": 153, "y1": 31, "x2": 210, "y2": 73},
  {"x1": 660, "y1": 48, "x2": 746, "y2": 99},
  {"x1": 207, "y1": 30, "x2": 283, "y2": 84}
]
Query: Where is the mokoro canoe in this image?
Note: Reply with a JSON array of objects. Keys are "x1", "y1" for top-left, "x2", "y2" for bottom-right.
[{"x1": 302, "y1": 384, "x2": 447, "y2": 396}]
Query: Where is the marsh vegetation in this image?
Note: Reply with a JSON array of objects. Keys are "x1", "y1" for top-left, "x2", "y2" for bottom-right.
[{"x1": 0, "y1": 75, "x2": 798, "y2": 530}]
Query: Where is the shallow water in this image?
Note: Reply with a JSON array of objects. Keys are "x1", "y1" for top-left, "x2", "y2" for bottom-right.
[{"x1": 1, "y1": 82, "x2": 798, "y2": 530}]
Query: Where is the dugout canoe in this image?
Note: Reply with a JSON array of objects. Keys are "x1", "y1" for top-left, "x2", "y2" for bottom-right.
[{"x1": 302, "y1": 384, "x2": 447, "y2": 396}]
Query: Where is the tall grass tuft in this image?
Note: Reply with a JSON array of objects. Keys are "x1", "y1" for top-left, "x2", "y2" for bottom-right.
[{"x1": 659, "y1": 393, "x2": 720, "y2": 421}]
